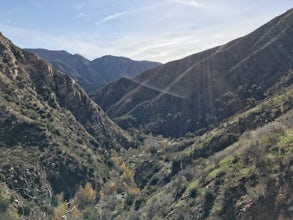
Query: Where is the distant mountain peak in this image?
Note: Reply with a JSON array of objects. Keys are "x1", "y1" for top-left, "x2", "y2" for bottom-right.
[{"x1": 25, "y1": 48, "x2": 161, "y2": 94}]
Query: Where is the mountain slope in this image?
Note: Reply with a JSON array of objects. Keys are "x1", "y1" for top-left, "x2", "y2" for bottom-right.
[
  {"x1": 0, "y1": 9, "x2": 293, "y2": 220},
  {"x1": 118, "y1": 89, "x2": 293, "y2": 219},
  {"x1": 0, "y1": 32, "x2": 135, "y2": 218},
  {"x1": 93, "y1": 8, "x2": 293, "y2": 137},
  {"x1": 25, "y1": 49, "x2": 161, "y2": 94}
]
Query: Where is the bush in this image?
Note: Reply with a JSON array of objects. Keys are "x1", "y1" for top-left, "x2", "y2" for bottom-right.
[
  {"x1": 204, "y1": 190, "x2": 215, "y2": 217},
  {"x1": 50, "y1": 203, "x2": 67, "y2": 220},
  {"x1": 127, "y1": 187, "x2": 140, "y2": 198},
  {"x1": 0, "y1": 197, "x2": 9, "y2": 213},
  {"x1": 150, "y1": 173, "x2": 160, "y2": 185},
  {"x1": 134, "y1": 197, "x2": 145, "y2": 210},
  {"x1": 74, "y1": 182, "x2": 96, "y2": 210},
  {"x1": 0, "y1": 173, "x2": 6, "y2": 182},
  {"x1": 189, "y1": 188, "x2": 197, "y2": 198}
]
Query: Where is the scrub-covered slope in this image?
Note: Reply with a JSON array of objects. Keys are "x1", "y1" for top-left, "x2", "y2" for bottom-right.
[
  {"x1": 94, "y1": 8, "x2": 293, "y2": 137},
  {"x1": 0, "y1": 32, "x2": 135, "y2": 219}
]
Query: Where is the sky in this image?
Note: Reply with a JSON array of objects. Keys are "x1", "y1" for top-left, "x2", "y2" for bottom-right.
[{"x1": 0, "y1": 1, "x2": 292, "y2": 63}]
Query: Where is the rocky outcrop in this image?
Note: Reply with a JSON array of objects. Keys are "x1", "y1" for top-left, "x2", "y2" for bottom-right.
[{"x1": 0, "y1": 32, "x2": 135, "y2": 216}]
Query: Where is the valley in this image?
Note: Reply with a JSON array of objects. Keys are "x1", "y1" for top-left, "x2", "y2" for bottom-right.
[{"x1": 0, "y1": 8, "x2": 292, "y2": 220}]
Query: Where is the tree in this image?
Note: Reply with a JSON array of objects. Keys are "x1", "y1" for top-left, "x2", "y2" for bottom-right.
[
  {"x1": 74, "y1": 182, "x2": 96, "y2": 210},
  {"x1": 50, "y1": 203, "x2": 67, "y2": 220}
]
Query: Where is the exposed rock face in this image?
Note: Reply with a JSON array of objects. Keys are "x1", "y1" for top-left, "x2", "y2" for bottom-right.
[
  {"x1": 25, "y1": 49, "x2": 160, "y2": 94},
  {"x1": 0, "y1": 32, "x2": 135, "y2": 205},
  {"x1": 1, "y1": 34, "x2": 134, "y2": 149},
  {"x1": 93, "y1": 9, "x2": 293, "y2": 137}
]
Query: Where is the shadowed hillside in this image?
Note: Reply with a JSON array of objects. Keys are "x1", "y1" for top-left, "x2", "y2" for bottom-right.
[
  {"x1": 94, "y1": 9, "x2": 293, "y2": 137},
  {"x1": 0, "y1": 32, "x2": 136, "y2": 218},
  {"x1": 25, "y1": 49, "x2": 160, "y2": 94},
  {"x1": 0, "y1": 8, "x2": 292, "y2": 220}
]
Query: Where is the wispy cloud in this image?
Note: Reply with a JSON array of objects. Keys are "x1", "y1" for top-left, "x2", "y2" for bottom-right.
[
  {"x1": 73, "y1": 2, "x2": 87, "y2": 10},
  {"x1": 77, "y1": 12, "x2": 90, "y2": 22},
  {"x1": 130, "y1": 41, "x2": 178, "y2": 57},
  {"x1": 95, "y1": 11, "x2": 129, "y2": 25},
  {"x1": 95, "y1": 4, "x2": 163, "y2": 26},
  {"x1": 1, "y1": 1, "x2": 290, "y2": 64},
  {"x1": 0, "y1": 20, "x2": 259, "y2": 63},
  {"x1": 0, "y1": 13, "x2": 268, "y2": 64},
  {"x1": 169, "y1": 0, "x2": 200, "y2": 7},
  {"x1": 73, "y1": 2, "x2": 91, "y2": 23}
]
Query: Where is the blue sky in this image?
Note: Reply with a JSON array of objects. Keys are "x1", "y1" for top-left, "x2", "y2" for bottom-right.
[{"x1": 0, "y1": 0, "x2": 292, "y2": 63}]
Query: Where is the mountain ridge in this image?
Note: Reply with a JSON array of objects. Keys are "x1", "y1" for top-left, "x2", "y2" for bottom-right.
[
  {"x1": 25, "y1": 48, "x2": 161, "y2": 94},
  {"x1": 0, "y1": 31, "x2": 136, "y2": 215},
  {"x1": 0, "y1": 8, "x2": 292, "y2": 220},
  {"x1": 93, "y1": 8, "x2": 293, "y2": 137}
]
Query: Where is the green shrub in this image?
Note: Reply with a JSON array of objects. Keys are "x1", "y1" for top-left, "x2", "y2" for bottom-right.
[
  {"x1": 150, "y1": 173, "x2": 160, "y2": 185},
  {"x1": 189, "y1": 188, "x2": 197, "y2": 198},
  {"x1": 0, "y1": 197, "x2": 9, "y2": 213},
  {"x1": 204, "y1": 190, "x2": 215, "y2": 217},
  {"x1": 0, "y1": 173, "x2": 6, "y2": 182}
]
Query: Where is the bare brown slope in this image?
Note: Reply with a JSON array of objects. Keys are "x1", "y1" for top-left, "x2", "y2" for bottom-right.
[{"x1": 94, "y1": 9, "x2": 293, "y2": 137}]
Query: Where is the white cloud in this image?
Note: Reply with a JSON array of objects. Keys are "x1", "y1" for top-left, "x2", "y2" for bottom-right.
[
  {"x1": 78, "y1": 12, "x2": 90, "y2": 22},
  {"x1": 73, "y1": 2, "x2": 91, "y2": 23},
  {"x1": 0, "y1": 21, "x2": 254, "y2": 63},
  {"x1": 0, "y1": 4, "x2": 286, "y2": 64},
  {"x1": 95, "y1": 11, "x2": 128, "y2": 25},
  {"x1": 73, "y1": 2, "x2": 87, "y2": 10},
  {"x1": 130, "y1": 41, "x2": 178, "y2": 57},
  {"x1": 169, "y1": 0, "x2": 200, "y2": 7},
  {"x1": 95, "y1": 4, "x2": 164, "y2": 26}
]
